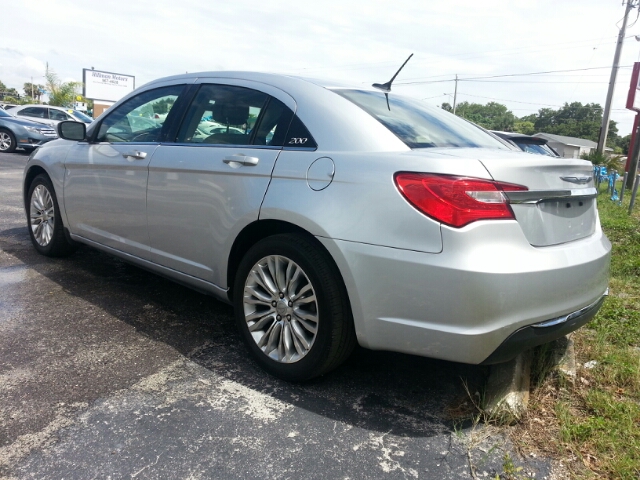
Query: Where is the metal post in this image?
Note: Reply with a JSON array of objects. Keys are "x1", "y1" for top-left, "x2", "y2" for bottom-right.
[
  {"x1": 452, "y1": 74, "x2": 458, "y2": 115},
  {"x1": 620, "y1": 172, "x2": 629, "y2": 204},
  {"x1": 627, "y1": 120, "x2": 640, "y2": 189},
  {"x1": 608, "y1": 173, "x2": 613, "y2": 195},
  {"x1": 629, "y1": 174, "x2": 640, "y2": 215},
  {"x1": 598, "y1": 0, "x2": 636, "y2": 154}
]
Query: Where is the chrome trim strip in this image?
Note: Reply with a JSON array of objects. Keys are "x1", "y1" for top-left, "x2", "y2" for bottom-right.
[
  {"x1": 531, "y1": 290, "x2": 608, "y2": 329},
  {"x1": 506, "y1": 187, "x2": 597, "y2": 204},
  {"x1": 560, "y1": 176, "x2": 593, "y2": 185}
]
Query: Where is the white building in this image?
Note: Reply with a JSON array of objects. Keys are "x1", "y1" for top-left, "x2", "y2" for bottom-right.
[{"x1": 533, "y1": 133, "x2": 613, "y2": 158}]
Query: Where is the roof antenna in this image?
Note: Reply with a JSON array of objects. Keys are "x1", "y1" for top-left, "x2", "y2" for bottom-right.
[{"x1": 372, "y1": 53, "x2": 413, "y2": 110}]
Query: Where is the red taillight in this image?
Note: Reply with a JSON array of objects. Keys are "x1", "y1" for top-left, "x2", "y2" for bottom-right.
[{"x1": 394, "y1": 173, "x2": 528, "y2": 228}]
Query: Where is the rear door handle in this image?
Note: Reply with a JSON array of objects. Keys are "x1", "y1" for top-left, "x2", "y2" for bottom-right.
[
  {"x1": 223, "y1": 154, "x2": 259, "y2": 167},
  {"x1": 122, "y1": 151, "x2": 147, "y2": 160}
]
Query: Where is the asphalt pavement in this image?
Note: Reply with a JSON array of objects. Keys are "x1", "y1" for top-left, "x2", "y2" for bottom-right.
[{"x1": 0, "y1": 150, "x2": 553, "y2": 479}]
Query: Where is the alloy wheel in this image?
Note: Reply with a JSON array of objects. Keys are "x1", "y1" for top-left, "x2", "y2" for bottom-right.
[
  {"x1": 0, "y1": 131, "x2": 12, "y2": 151},
  {"x1": 242, "y1": 255, "x2": 319, "y2": 363},
  {"x1": 30, "y1": 184, "x2": 55, "y2": 246}
]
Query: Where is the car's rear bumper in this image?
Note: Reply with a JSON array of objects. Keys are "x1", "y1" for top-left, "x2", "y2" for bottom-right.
[
  {"x1": 480, "y1": 290, "x2": 607, "y2": 364},
  {"x1": 318, "y1": 219, "x2": 611, "y2": 364}
]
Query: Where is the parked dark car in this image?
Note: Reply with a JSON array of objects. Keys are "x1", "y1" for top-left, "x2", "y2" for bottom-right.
[
  {"x1": 0, "y1": 109, "x2": 57, "y2": 153},
  {"x1": 491, "y1": 131, "x2": 559, "y2": 157}
]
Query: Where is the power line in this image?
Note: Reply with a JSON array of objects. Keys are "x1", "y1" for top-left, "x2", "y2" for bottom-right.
[
  {"x1": 396, "y1": 65, "x2": 634, "y2": 85},
  {"x1": 450, "y1": 92, "x2": 631, "y2": 112}
]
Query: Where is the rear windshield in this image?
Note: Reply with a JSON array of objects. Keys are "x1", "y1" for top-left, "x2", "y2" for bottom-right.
[
  {"x1": 333, "y1": 89, "x2": 508, "y2": 150},
  {"x1": 514, "y1": 141, "x2": 558, "y2": 157}
]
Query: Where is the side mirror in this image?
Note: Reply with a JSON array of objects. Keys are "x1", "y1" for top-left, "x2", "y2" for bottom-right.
[{"x1": 57, "y1": 121, "x2": 86, "y2": 141}]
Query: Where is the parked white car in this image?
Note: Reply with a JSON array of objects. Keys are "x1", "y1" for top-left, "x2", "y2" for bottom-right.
[{"x1": 10, "y1": 105, "x2": 92, "y2": 126}]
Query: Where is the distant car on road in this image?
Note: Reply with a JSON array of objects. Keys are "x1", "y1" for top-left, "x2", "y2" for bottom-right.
[
  {"x1": 9, "y1": 105, "x2": 93, "y2": 127},
  {"x1": 491, "y1": 131, "x2": 560, "y2": 157},
  {"x1": 0, "y1": 109, "x2": 57, "y2": 153}
]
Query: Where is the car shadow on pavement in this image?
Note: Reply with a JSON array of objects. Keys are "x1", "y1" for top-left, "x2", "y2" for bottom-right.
[{"x1": 1, "y1": 225, "x2": 488, "y2": 439}]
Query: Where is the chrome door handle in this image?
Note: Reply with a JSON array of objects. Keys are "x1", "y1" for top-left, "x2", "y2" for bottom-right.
[
  {"x1": 223, "y1": 154, "x2": 259, "y2": 167},
  {"x1": 122, "y1": 151, "x2": 147, "y2": 160}
]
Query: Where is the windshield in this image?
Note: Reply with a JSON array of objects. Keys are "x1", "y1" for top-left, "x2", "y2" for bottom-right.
[
  {"x1": 514, "y1": 141, "x2": 558, "y2": 157},
  {"x1": 70, "y1": 110, "x2": 93, "y2": 123},
  {"x1": 332, "y1": 89, "x2": 509, "y2": 150}
]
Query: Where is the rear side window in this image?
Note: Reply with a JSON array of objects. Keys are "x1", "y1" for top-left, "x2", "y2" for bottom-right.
[
  {"x1": 283, "y1": 115, "x2": 317, "y2": 149},
  {"x1": 333, "y1": 89, "x2": 508, "y2": 150},
  {"x1": 18, "y1": 107, "x2": 47, "y2": 119},
  {"x1": 176, "y1": 84, "x2": 267, "y2": 145}
]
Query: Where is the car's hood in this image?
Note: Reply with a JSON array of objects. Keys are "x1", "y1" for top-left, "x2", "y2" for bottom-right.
[{"x1": 0, "y1": 116, "x2": 52, "y2": 128}]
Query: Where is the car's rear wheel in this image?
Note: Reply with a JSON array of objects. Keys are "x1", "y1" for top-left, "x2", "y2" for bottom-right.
[
  {"x1": 234, "y1": 233, "x2": 355, "y2": 381},
  {"x1": 0, "y1": 129, "x2": 17, "y2": 153},
  {"x1": 27, "y1": 174, "x2": 78, "y2": 257}
]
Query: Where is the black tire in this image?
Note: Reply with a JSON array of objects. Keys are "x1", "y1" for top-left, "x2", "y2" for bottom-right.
[
  {"x1": 26, "y1": 174, "x2": 78, "y2": 257},
  {"x1": 234, "y1": 233, "x2": 356, "y2": 381},
  {"x1": 0, "y1": 128, "x2": 17, "y2": 153}
]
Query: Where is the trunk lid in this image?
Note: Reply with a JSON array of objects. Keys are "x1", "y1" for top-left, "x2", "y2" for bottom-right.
[{"x1": 427, "y1": 148, "x2": 597, "y2": 246}]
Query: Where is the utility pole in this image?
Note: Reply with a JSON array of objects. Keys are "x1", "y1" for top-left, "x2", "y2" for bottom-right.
[
  {"x1": 598, "y1": 0, "x2": 637, "y2": 154},
  {"x1": 453, "y1": 74, "x2": 458, "y2": 114}
]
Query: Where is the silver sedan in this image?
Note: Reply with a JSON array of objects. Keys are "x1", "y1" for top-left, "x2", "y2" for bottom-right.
[{"x1": 23, "y1": 72, "x2": 610, "y2": 381}]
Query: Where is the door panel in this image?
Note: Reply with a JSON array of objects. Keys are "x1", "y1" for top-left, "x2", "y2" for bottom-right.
[
  {"x1": 64, "y1": 143, "x2": 157, "y2": 257},
  {"x1": 146, "y1": 145, "x2": 280, "y2": 285},
  {"x1": 63, "y1": 84, "x2": 185, "y2": 257}
]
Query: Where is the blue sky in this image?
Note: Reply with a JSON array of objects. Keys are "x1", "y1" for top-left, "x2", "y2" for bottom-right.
[{"x1": 3, "y1": 0, "x2": 640, "y2": 134}]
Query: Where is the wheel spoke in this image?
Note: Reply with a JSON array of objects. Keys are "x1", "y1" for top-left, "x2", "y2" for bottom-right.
[
  {"x1": 294, "y1": 315, "x2": 318, "y2": 335},
  {"x1": 291, "y1": 283, "x2": 313, "y2": 302},
  {"x1": 291, "y1": 320, "x2": 311, "y2": 349},
  {"x1": 282, "y1": 322, "x2": 295, "y2": 360},
  {"x1": 256, "y1": 264, "x2": 278, "y2": 296},
  {"x1": 265, "y1": 321, "x2": 282, "y2": 355},
  {"x1": 244, "y1": 284, "x2": 273, "y2": 305},
  {"x1": 257, "y1": 319, "x2": 278, "y2": 349},
  {"x1": 295, "y1": 294, "x2": 316, "y2": 305},
  {"x1": 248, "y1": 312, "x2": 275, "y2": 332}
]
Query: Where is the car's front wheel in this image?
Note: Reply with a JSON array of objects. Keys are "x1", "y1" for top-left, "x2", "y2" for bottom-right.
[
  {"x1": 0, "y1": 129, "x2": 17, "y2": 153},
  {"x1": 234, "y1": 233, "x2": 355, "y2": 381},
  {"x1": 27, "y1": 174, "x2": 78, "y2": 257}
]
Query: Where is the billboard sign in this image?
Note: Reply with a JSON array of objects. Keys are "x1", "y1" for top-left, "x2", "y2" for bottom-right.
[
  {"x1": 626, "y1": 62, "x2": 640, "y2": 112},
  {"x1": 83, "y1": 69, "x2": 135, "y2": 102}
]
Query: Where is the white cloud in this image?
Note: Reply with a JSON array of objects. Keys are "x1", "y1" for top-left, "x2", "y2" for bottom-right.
[{"x1": 3, "y1": 0, "x2": 640, "y2": 133}]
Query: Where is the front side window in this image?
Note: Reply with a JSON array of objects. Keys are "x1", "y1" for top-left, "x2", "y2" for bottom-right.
[
  {"x1": 95, "y1": 85, "x2": 183, "y2": 143},
  {"x1": 49, "y1": 109, "x2": 70, "y2": 121},
  {"x1": 333, "y1": 89, "x2": 509, "y2": 150}
]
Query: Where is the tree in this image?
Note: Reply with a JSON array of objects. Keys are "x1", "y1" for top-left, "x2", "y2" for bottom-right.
[
  {"x1": 45, "y1": 69, "x2": 80, "y2": 107},
  {"x1": 446, "y1": 101, "x2": 516, "y2": 131},
  {"x1": 531, "y1": 102, "x2": 619, "y2": 148},
  {"x1": 23, "y1": 82, "x2": 44, "y2": 102},
  {"x1": 513, "y1": 121, "x2": 535, "y2": 135},
  {"x1": 440, "y1": 102, "x2": 453, "y2": 112},
  {"x1": 0, "y1": 85, "x2": 20, "y2": 101}
]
